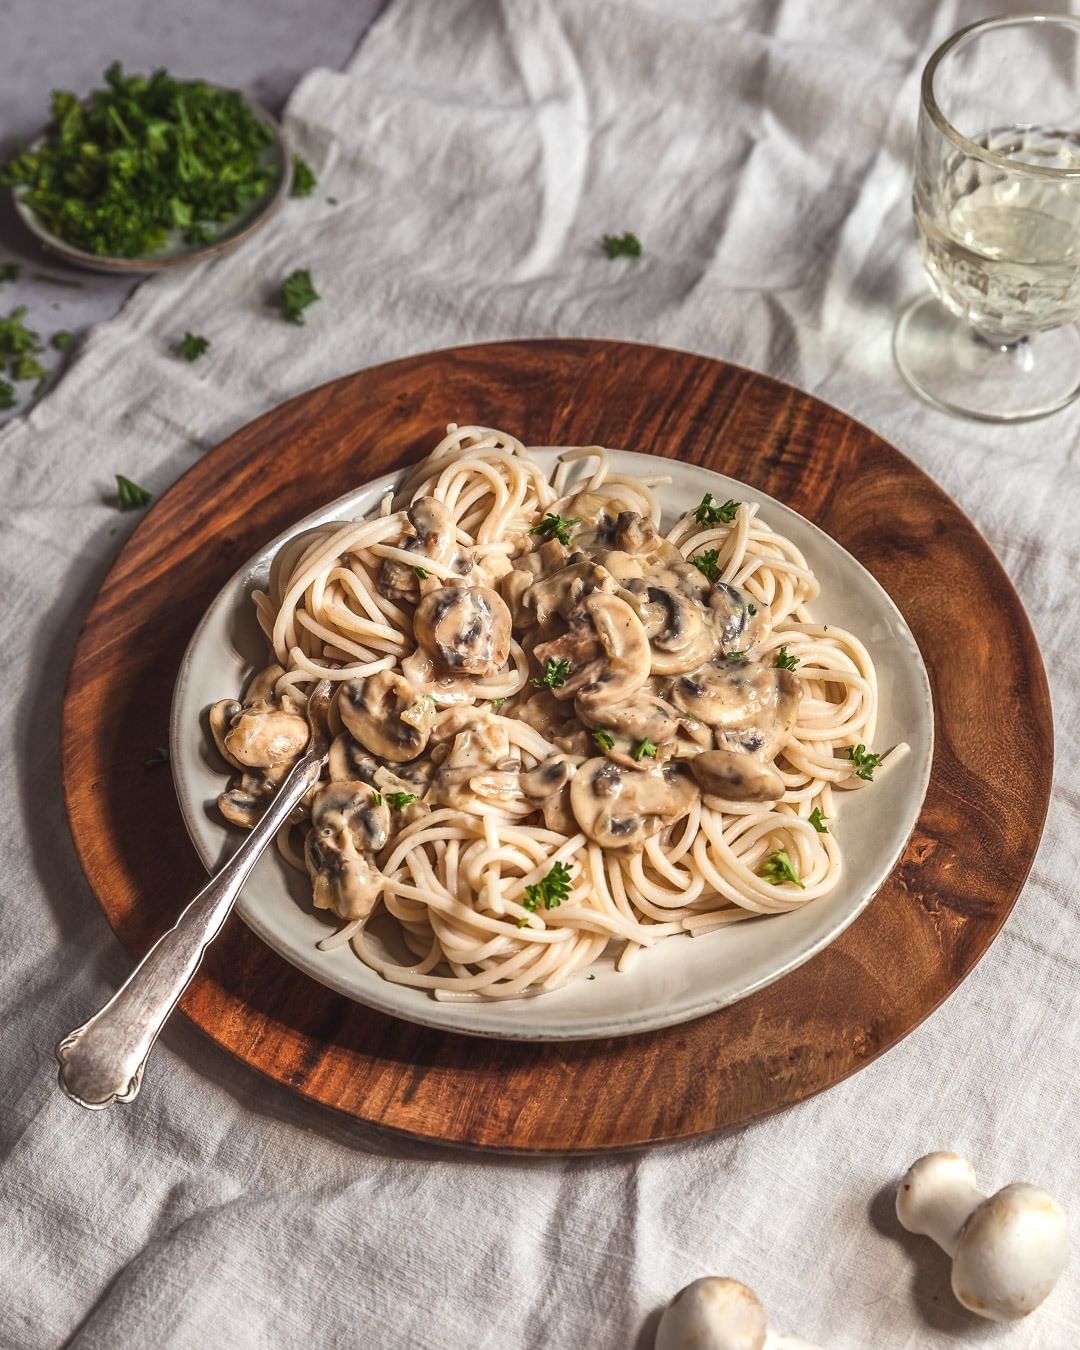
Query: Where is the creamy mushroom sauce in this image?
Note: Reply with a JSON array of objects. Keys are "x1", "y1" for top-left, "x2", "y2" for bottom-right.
[{"x1": 211, "y1": 489, "x2": 802, "y2": 920}]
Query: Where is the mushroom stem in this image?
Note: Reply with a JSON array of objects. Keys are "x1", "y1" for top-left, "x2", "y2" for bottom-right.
[
  {"x1": 896, "y1": 1152, "x2": 981, "y2": 1258},
  {"x1": 896, "y1": 1152, "x2": 1069, "y2": 1322}
]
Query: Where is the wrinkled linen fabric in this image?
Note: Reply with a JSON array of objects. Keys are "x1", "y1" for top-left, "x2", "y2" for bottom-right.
[{"x1": 2, "y1": 2, "x2": 1078, "y2": 1347}]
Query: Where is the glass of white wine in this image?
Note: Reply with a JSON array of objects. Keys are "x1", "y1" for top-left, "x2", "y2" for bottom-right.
[{"x1": 895, "y1": 14, "x2": 1080, "y2": 422}]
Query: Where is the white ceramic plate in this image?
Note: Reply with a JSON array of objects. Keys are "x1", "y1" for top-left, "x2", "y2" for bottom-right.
[{"x1": 170, "y1": 449, "x2": 933, "y2": 1041}]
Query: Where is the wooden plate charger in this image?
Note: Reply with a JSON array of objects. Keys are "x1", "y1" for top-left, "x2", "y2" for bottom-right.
[{"x1": 61, "y1": 339, "x2": 1053, "y2": 1153}]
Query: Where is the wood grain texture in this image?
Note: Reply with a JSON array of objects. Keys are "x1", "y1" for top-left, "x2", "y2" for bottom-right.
[{"x1": 61, "y1": 339, "x2": 1053, "y2": 1153}]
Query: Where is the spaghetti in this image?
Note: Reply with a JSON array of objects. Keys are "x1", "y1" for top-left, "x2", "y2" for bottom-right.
[{"x1": 207, "y1": 424, "x2": 899, "y2": 1001}]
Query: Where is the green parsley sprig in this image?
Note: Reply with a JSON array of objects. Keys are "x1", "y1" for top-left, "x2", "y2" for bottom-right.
[
  {"x1": 591, "y1": 728, "x2": 614, "y2": 751},
  {"x1": 532, "y1": 657, "x2": 572, "y2": 690},
  {"x1": 631, "y1": 738, "x2": 657, "y2": 762},
  {"x1": 290, "y1": 154, "x2": 317, "y2": 198},
  {"x1": 808, "y1": 807, "x2": 828, "y2": 833},
  {"x1": 602, "y1": 231, "x2": 642, "y2": 259},
  {"x1": 386, "y1": 791, "x2": 417, "y2": 810},
  {"x1": 51, "y1": 330, "x2": 74, "y2": 351},
  {"x1": 280, "y1": 268, "x2": 319, "y2": 324},
  {"x1": 690, "y1": 549, "x2": 720, "y2": 583},
  {"x1": 760, "y1": 849, "x2": 805, "y2": 888},
  {"x1": 177, "y1": 332, "x2": 209, "y2": 361},
  {"x1": 115, "y1": 474, "x2": 152, "y2": 510},
  {"x1": 0, "y1": 380, "x2": 15, "y2": 410},
  {"x1": 845, "y1": 744, "x2": 882, "y2": 782},
  {"x1": 522, "y1": 861, "x2": 573, "y2": 916},
  {"x1": 774, "y1": 646, "x2": 799, "y2": 671},
  {"x1": 693, "y1": 493, "x2": 740, "y2": 526},
  {"x1": 531, "y1": 513, "x2": 580, "y2": 546}
]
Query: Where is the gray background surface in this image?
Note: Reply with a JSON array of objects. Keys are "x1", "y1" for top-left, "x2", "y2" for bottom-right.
[{"x1": 0, "y1": 0, "x2": 385, "y2": 422}]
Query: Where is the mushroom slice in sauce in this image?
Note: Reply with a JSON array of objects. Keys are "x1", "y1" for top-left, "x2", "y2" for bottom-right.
[
  {"x1": 622, "y1": 583, "x2": 715, "y2": 675},
  {"x1": 414, "y1": 585, "x2": 512, "y2": 677},
  {"x1": 520, "y1": 758, "x2": 580, "y2": 834},
  {"x1": 524, "y1": 560, "x2": 617, "y2": 627},
  {"x1": 613, "y1": 510, "x2": 682, "y2": 562},
  {"x1": 533, "y1": 592, "x2": 651, "y2": 714},
  {"x1": 327, "y1": 733, "x2": 379, "y2": 784},
  {"x1": 338, "y1": 671, "x2": 434, "y2": 762},
  {"x1": 688, "y1": 749, "x2": 786, "y2": 803},
  {"x1": 669, "y1": 661, "x2": 800, "y2": 743},
  {"x1": 208, "y1": 664, "x2": 309, "y2": 771},
  {"x1": 427, "y1": 720, "x2": 514, "y2": 810},
  {"x1": 570, "y1": 757, "x2": 699, "y2": 850},
  {"x1": 708, "y1": 580, "x2": 768, "y2": 650},
  {"x1": 218, "y1": 762, "x2": 291, "y2": 829},
  {"x1": 576, "y1": 693, "x2": 687, "y2": 749},
  {"x1": 305, "y1": 780, "x2": 389, "y2": 921},
  {"x1": 376, "y1": 496, "x2": 455, "y2": 602}
]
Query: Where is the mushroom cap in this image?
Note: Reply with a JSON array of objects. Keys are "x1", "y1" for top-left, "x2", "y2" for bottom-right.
[
  {"x1": 952, "y1": 1183, "x2": 1069, "y2": 1322},
  {"x1": 414, "y1": 585, "x2": 512, "y2": 677},
  {"x1": 655, "y1": 1277, "x2": 767, "y2": 1350},
  {"x1": 569, "y1": 756, "x2": 697, "y2": 849},
  {"x1": 338, "y1": 671, "x2": 433, "y2": 762},
  {"x1": 689, "y1": 748, "x2": 785, "y2": 803}
]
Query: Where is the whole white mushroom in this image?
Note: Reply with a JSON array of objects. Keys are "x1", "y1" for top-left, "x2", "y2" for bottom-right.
[
  {"x1": 896, "y1": 1152, "x2": 1069, "y2": 1321},
  {"x1": 655, "y1": 1277, "x2": 822, "y2": 1350}
]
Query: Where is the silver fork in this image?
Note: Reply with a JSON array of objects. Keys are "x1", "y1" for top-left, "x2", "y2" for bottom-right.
[{"x1": 56, "y1": 679, "x2": 332, "y2": 1110}]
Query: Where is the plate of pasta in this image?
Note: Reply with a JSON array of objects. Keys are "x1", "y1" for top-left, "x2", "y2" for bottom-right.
[{"x1": 170, "y1": 422, "x2": 933, "y2": 1040}]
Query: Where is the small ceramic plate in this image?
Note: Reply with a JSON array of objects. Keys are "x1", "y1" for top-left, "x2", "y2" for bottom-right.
[
  {"x1": 169, "y1": 448, "x2": 934, "y2": 1041},
  {"x1": 11, "y1": 94, "x2": 290, "y2": 274}
]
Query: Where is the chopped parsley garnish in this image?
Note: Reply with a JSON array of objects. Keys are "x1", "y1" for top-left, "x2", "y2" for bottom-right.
[
  {"x1": 632, "y1": 738, "x2": 657, "y2": 761},
  {"x1": 533, "y1": 657, "x2": 572, "y2": 690},
  {"x1": 177, "y1": 331, "x2": 209, "y2": 361},
  {"x1": 760, "y1": 849, "x2": 805, "y2": 889},
  {"x1": 290, "y1": 154, "x2": 317, "y2": 198},
  {"x1": 602, "y1": 231, "x2": 642, "y2": 259},
  {"x1": 0, "y1": 380, "x2": 15, "y2": 410},
  {"x1": 413, "y1": 565, "x2": 428, "y2": 580},
  {"x1": 523, "y1": 861, "x2": 573, "y2": 913},
  {"x1": 0, "y1": 306, "x2": 42, "y2": 362},
  {"x1": 51, "y1": 330, "x2": 73, "y2": 350},
  {"x1": 386, "y1": 791, "x2": 416, "y2": 810},
  {"x1": 489, "y1": 698, "x2": 506, "y2": 712},
  {"x1": 11, "y1": 353, "x2": 46, "y2": 382},
  {"x1": 808, "y1": 807, "x2": 828, "y2": 833},
  {"x1": 115, "y1": 474, "x2": 152, "y2": 510},
  {"x1": 693, "y1": 493, "x2": 740, "y2": 526},
  {"x1": 724, "y1": 650, "x2": 748, "y2": 663},
  {"x1": 144, "y1": 747, "x2": 169, "y2": 768},
  {"x1": 280, "y1": 268, "x2": 319, "y2": 324},
  {"x1": 845, "y1": 744, "x2": 882, "y2": 782},
  {"x1": 0, "y1": 263, "x2": 19, "y2": 284},
  {"x1": 185, "y1": 222, "x2": 215, "y2": 246},
  {"x1": 774, "y1": 645, "x2": 799, "y2": 671},
  {"x1": 326, "y1": 196, "x2": 339, "y2": 206},
  {"x1": 531, "y1": 512, "x2": 580, "y2": 546},
  {"x1": 747, "y1": 603, "x2": 757, "y2": 616},
  {"x1": 592, "y1": 728, "x2": 615, "y2": 751},
  {"x1": 690, "y1": 549, "x2": 720, "y2": 583},
  {"x1": 0, "y1": 64, "x2": 277, "y2": 258},
  {"x1": 370, "y1": 790, "x2": 383, "y2": 806}
]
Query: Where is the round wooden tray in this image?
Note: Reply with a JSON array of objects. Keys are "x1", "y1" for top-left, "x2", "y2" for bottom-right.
[{"x1": 62, "y1": 339, "x2": 1052, "y2": 1153}]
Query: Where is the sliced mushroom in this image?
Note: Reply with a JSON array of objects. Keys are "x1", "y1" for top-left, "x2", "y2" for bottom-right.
[
  {"x1": 414, "y1": 585, "x2": 512, "y2": 677},
  {"x1": 575, "y1": 693, "x2": 686, "y2": 747},
  {"x1": 613, "y1": 510, "x2": 682, "y2": 562},
  {"x1": 428, "y1": 720, "x2": 514, "y2": 810},
  {"x1": 399, "y1": 647, "x2": 477, "y2": 706},
  {"x1": 623, "y1": 583, "x2": 715, "y2": 675},
  {"x1": 533, "y1": 592, "x2": 651, "y2": 715},
  {"x1": 708, "y1": 580, "x2": 767, "y2": 650},
  {"x1": 669, "y1": 661, "x2": 800, "y2": 746},
  {"x1": 217, "y1": 762, "x2": 290, "y2": 828},
  {"x1": 338, "y1": 671, "x2": 433, "y2": 762},
  {"x1": 305, "y1": 779, "x2": 389, "y2": 921},
  {"x1": 570, "y1": 757, "x2": 698, "y2": 850},
  {"x1": 327, "y1": 733, "x2": 379, "y2": 783},
  {"x1": 524, "y1": 559, "x2": 617, "y2": 627},
  {"x1": 688, "y1": 749, "x2": 785, "y2": 803},
  {"x1": 520, "y1": 758, "x2": 580, "y2": 835},
  {"x1": 209, "y1": 664, "x2": 308, "y2": 771},
  {"x1": 377, "y1": 496, "x2": 455, "y2": 602}
]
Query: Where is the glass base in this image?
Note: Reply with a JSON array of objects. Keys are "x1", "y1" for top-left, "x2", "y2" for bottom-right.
[{"x1": 894, "y1": 294, "x2": 1080, "y2": 422}]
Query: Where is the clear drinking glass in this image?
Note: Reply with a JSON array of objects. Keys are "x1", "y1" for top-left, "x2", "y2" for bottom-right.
[{"x1": 895, "y1": 15, "x2": 1080, "y2": 421}]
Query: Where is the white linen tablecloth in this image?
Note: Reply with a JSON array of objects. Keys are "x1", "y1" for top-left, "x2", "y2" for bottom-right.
[{"x1": 2, "y1": 2, "x2": 1078, "y2": 1346}]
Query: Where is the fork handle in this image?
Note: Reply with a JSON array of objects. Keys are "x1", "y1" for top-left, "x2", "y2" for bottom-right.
[{"x1": 56, "y1": 752, "x2": 324, "y2": 1110}]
